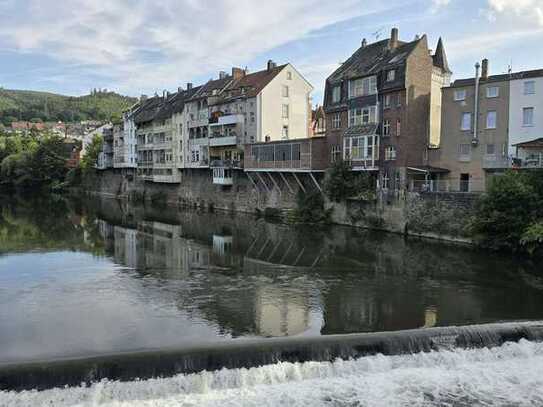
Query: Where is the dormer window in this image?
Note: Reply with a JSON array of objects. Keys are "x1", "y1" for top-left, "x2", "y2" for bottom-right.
[{"x1": 387, "y1": 70, "x2": 396, "y2": 82}]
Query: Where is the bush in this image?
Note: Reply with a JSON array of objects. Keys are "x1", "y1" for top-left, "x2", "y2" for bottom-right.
[
  {"x1": 293, "y1": 190, "x2": 331, "y2": 223},
  {"x1": 470, "y1": 170, "x2": 543, "y2": 251},
  {"x1": 323, "y1": 160, "x2": 375, "y2": 202}
]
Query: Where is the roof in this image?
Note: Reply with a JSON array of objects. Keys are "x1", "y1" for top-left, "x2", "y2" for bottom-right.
[
  {"x1": 189, "y1": 76, "x2": 233, "y2": 101},
  {"x1": 452, "y1": 69, "x2": 543, "y2": 88},
  {"x1": 134, "y1": 85, "x2": 203, "y2": 124},
  {"x1": 215, "y1": 64, "x2": 287, "y2": 104},
  {"x1": 343, "y1": 124, "x2": 378, "y2": 137},
  {"x1": 513, "y1": 138, "x2": 543, "y2": 148},
  {"x1": 326, "y1": 38, "x2": 421, "y2": 84},
  {"x1": 433, "y1": 38, "x2": 451, "y2": 74}
]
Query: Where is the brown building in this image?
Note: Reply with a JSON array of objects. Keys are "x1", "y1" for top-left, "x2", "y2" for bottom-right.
[
  {"x1": 323, "y1": 28, "x2": 451, "y2": 190},
  {"x1": 430, "y1": 59, "x2": 510, "y2": 192}
]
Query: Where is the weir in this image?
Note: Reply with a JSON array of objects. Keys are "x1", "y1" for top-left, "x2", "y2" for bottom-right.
[{"x1": 2, "y1": 321, "x2": 543, "y2": 392}]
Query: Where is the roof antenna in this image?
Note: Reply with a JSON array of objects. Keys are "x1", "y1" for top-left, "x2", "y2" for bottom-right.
[
  {"x1": 372, "y1": 27, "x2": 384, "y2": 41},
  {"x1": 508, "y1": 59, "x2": 513, "y2": 75}
]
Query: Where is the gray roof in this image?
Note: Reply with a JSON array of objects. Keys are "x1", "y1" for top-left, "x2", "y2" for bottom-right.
[
  {"x1": 344, "y1": 124, "x2": 378, "y2": 137},
  {"x1": 433, "y1": 38, "x2": 451, "y2": 74},
  {"x1": 452, "y1": 69, "x2": 543, "y2": 88},
  {"x1": 134, "y1": 86, "x2": 203, "y2": 124},
  {"x1": 326, "y1": 38, "x2": 421, "y2": 84}
]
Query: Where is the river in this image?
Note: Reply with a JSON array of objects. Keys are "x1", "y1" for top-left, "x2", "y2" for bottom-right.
[{"x1": 1, "y1": 194, "x2": 543, "y2": 405}]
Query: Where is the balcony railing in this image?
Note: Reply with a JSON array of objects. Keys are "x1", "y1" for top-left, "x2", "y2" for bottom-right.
[{"x1": 210, "y1": 159, "x2": 243, "y2": 169}]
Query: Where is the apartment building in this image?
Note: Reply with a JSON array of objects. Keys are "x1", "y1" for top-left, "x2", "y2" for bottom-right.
[
  {"x1": 208, "y1": 61, "x2": 313, "y2": 185},
  {"x1": 184, "y1": 76, "x2": 233, "y2": 169},
  {"x1": 433, "y1": 64, "x2": 542, "y2": 192},
  {"x1": 509, "y1": 70, "x2": 543, "y2": 165},
  {"x1": 134, "y1": 94, "x2": 181, "y2": 183},
  {"x1": 323, "y1": 28, "x2": 451, "y2": 190},
  {"x1": 114, "y1": 103, "x2": 141, "y2": 169}
]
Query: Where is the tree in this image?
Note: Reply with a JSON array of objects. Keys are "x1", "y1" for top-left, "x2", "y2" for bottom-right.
[
  {"x1": 323, "y1": 160, "x2": 375, "y2": 202},
  {"x1": 80, "y1": 135, "x2": 103, "y2": 172},
  {"x1": 470, "y1": 170, "x2": 543, "y2": 251}
]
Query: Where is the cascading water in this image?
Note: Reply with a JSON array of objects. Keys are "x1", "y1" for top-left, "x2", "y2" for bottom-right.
[
  {"x1": 2, "y1": 339, "x2": 543, "y2": 406},
  {"x1": 2, "y1": 321, "x2": 543, "y2": 405}
]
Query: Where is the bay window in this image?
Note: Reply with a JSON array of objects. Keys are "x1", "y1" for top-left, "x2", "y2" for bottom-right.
[{"x1": 349, "y1": 105, "x2": 377, "y2": 126}]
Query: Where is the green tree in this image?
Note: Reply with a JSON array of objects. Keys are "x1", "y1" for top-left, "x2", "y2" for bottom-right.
[
  {"x1": 323, "y1": 160, "x2": 375, "y2": 202},
  {"x1": 470, "y1": 170, "x2": 543, "y2": 250},
  {"x1": 80, "y1": 135, "x2": 103, "y2": 172}
]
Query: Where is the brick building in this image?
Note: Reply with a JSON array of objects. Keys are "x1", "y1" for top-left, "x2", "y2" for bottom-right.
[{"x1": 323, "y1": 28, "x2": 451, "y2": 190}]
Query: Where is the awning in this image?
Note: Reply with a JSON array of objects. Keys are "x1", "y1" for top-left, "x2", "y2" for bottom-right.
[{"x1": 513, "y1": 138, "x2": 543, "y2": 148}]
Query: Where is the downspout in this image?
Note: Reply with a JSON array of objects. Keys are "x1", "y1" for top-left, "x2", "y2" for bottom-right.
[{"x1": 473, "y1": 62, "x2": 480, "y2": 146}]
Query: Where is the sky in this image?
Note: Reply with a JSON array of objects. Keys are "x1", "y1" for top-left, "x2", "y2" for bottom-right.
[{"x1": 0, "y1": 0, "x2": 542, "y2": 104}]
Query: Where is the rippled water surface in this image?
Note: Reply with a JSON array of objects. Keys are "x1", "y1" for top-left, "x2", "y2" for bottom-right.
[{"x1": 1, "y1": 194, "x2": 543, "y2": 364}]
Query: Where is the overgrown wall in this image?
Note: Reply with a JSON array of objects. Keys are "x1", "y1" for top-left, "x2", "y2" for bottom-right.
[{"x1": 86, "y1": 169, "x2": 478, "y2": 243}]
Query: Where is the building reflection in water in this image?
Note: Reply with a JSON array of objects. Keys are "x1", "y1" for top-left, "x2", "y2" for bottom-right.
[{"x1": 80, "y1": 197, "x2": 543, "y2": 339}]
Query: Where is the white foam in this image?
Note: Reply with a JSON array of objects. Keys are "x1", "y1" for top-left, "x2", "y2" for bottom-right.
[{"x1": 3, "y1": 340, "x2": 543, "y2": 407}]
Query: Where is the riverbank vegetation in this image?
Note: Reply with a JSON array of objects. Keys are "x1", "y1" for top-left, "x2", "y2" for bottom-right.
[
  {"x1": 323, "y1": 160, "x2": 375, "y2": 202},
  {"x1": 0, "y1": 130, "x2": 73, "y2": 190},
  {"x1": 471, "y1": 170, "x2": 543, "y2": 255}
]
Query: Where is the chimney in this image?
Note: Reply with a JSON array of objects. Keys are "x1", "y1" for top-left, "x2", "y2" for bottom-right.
[
  {"x1": 267, "y1": 59, "x2": 277, "y2": 72},
  {"x1": 232, "y1": 67, "x2": 245, "y2": 80},
  {"x1": 481, "y1": 58, "x2": 489, "y2": 80},
  {"x1": 219, "y1": 71, "x2": 227, "y2": 79},
  {"x1": 389, "y1": 27, "x2": 399, "y2": 49},
  {"x1": 361, "y1": 38, "x2": 367, "y2": 47},
  {"x1": 187, "y1": 82, "x2": 193, "y2": 90},
  {"x1": 178, "y1": 86, "x2": 183, "y2": 93},
  {"x1": 163, "y1": 90, "x2": 168, "y2": 100},
  {"x1": 140, "y1": 94, "x2": 148, "y2": 102}
]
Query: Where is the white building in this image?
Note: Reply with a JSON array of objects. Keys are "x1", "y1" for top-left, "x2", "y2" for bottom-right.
[
  {"x1": 509, "y1": 72, "x2": 543, "y2": 158},
  {"x1": 114, "y1": 104, "x2": 141, "y2": 169}
]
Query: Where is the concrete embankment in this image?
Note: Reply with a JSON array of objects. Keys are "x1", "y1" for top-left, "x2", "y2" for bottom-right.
[{"x1": 81, "y1": 169, "x2": 477, "y2": 244}]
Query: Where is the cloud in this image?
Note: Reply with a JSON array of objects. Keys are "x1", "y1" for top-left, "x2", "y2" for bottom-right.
[
  {"x1": 0, "y1": 0, "x2": 373, "y2": 94},
  {"x1": 432, "y1": 0, "x2": 451, "y2": 10},
  {"x1": 487, "y1": 0, "x2": 543, "y2": 26}
]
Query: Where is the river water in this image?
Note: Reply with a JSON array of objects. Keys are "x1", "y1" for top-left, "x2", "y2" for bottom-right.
[{"x1": 1, "y1": 194, "x2": 543, "y2": 404}]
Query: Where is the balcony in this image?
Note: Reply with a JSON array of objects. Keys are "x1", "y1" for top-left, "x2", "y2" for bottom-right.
[
  {"x1": 212, "y1": 167, "x2": 234, "y2": 185},
  {"x1": 209, "y1": 135, "x2": 237, "y2": 147},
  {"x1": 210, "y1": 114, "x2": 244, "y2": 127},
  {"x1": 210, "y1": 159, "x2": 243, "y2": 169},
  {"x1": 244, "y1": 136, "x2": 329, "y2": 172}
]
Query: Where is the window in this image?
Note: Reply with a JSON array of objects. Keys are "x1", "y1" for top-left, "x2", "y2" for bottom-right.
[
  {"x1": 524, "y1": 81, "x2": 535, "y2": 95},
  {"x1": 385, "y1": 146, "x2": 396, "y2": 160},
  {"x1": 384, "y1": 94, "x2": 391, "y2": 108},
  {"x1": 396, "y1": 118, "x2": 401, "y2": 136},
  {"x1": 458, "y1": 144, "x2": 471, "y2": 161},
  {"x1": 461, "y1": 112, "x2": 472, "y2": 131},
  {"x1": 332, "y1": 86, "x2": 341, "y2": 103},
  {"x1": 286, "y1": 71, "x2": 292, "y2": 80},
  {"x1": 343, "y1": 135, "x2": 376, "y2": 160},
  {"x1": 332, "y1": 113, "x2": 341, "y2": 129},
  {"x1": 396, "y1": 93, "x2": 402, "y2": 107},
  {"x1": 348, "y1": 76, "x2": 377, "y2": 98},
  {"x1": 331, "y1": 145, "x2": 341, "y2": 162},
  {"x1": 523, "y1": 107, "x2": 534, "y2": 126},
  {"x1": 349, "y1": 106, "x2": 377, "y2": 126},
  {"x1": 486, "y1": 144, "x2": 496, "y2": 156},
  {"x1": 282, "y1": 104, "x2": 289, "y2": 119},
  {"x1": 486, "y1": 87, "x2": 499, "y2": 98},
  {"x1": 383, "y1": 119, "x2": 390, "y2": 136},
  {"x1": 250, "y1": 112, "x2": 255, "y2": 123},
  {"x1": 282, "y1": 85, "x2": 289, "y2": 97},
  {"x1": 454, "y1": 89, "x2": 466, "y2": 101},
  {"x1": 282, "y1": 125, "x2": 289, "y2": 139},
  {"x1": 387, "y1": 70, "x2": 396, "y2": 82},
  {"x1": 486, "y1": 111, "x2": 497, "y2": 129}
]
